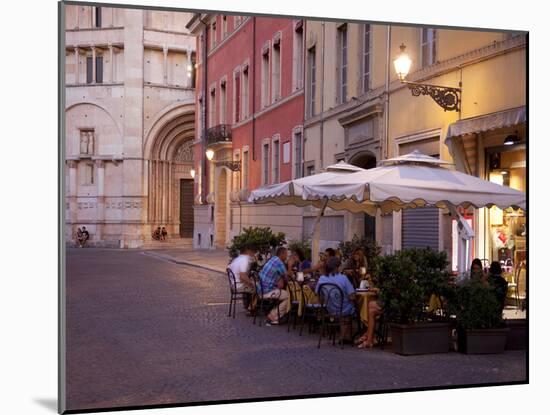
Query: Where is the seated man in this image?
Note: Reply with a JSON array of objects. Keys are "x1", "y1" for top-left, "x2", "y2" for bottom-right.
[
  {"x1": 302, "y1": 247, "x2": 337, "y2": 276},
  {"x1": 315, "y1": 256, "x2": 356, "y2": 342},
  {"x1": 80, "y1": 226, "x2": 90, "y2": 247},
  {"x1": 152, "y1": 227, "x2": 161, "y2": 241},
  {"x1": 258, "y1": 247, "x2": 290, "y2": 325},
  {"x1": 228, "y1": 245, "x2": 257, "y2": 308},
  {"x1": 161, "y1": 227, "x2": 168, "y2": 241}
]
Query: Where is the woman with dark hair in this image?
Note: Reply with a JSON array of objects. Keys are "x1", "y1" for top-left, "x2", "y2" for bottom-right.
[
  {"x1": 343, "y1": 248, "x2": 368, "y2": 288},
  {"x1": 488, "y1": 261, "x2": 508, "y2": 313}
]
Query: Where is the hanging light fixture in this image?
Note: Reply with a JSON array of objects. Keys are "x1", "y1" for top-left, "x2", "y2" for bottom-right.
[
  {"x1": 206, "y1": 149, "x2": 215, "y2": 161},
  {"x1": 393, "y1": 42, "x2": 461, "y2": 112},
  {"x1": 504, "y1": 131, "x2": 520, "y2": 146},
  {"x1": 394, "y1": 44, "x2": 412, "y2": 82}
]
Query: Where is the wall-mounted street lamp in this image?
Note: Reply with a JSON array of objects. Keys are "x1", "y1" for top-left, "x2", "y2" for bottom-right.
[
  {"x1": 394, "y1": 44, "x2": 461, "y2": 112},
  {"x1": 205, "y1": 148, "x2": 241, "y2": 171},
  {"x1": 190, "y1": 168, "x2": 196, "y2": 179}
]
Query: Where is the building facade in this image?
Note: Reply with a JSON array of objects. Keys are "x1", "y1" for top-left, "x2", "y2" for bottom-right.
[
  {"x1": 303, "y1": 22, "x2": 526, "y2": 268},
  {"x1": 188, "y1": 14, "x2": 306, "y2": 249},
  {"x1": 64, "y1": 4, "x2": 197, "y2": 248}
]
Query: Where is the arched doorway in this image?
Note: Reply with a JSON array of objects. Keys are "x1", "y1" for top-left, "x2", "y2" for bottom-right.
[
  {"x1": 145, "y1": 104, "x2": 195, "y2": 239},
  {"x1": 349, "y1": 151, "x2": 377, "y2": 241},
  {"x1": 215, "y1": 168, "x2": 229, "y2": 246}
]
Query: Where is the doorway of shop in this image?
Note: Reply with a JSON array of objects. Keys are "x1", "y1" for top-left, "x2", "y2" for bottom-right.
[
  {"x1": 179, "y1": 179, "x2": 194, "y2": 237},
  {"x1": 349, "y1": 152, "x2": 377, "y2": 241}
]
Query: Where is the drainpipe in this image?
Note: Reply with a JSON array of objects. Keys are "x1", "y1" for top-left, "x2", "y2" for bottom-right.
[
  {"x1": 319, "y1": 21, "x2": 326, "y2": 168},
  {"x1": 252, "y1": 17, "x2": 257, "y2": 161},
  {"x1": 199, "y1": 15, "x2": 208, "y2": 202},
  {"x1": 383, "y1": 25, "x2": 391, "y2": 160}
]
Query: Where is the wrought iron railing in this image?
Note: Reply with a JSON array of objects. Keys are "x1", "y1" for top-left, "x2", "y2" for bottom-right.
[{"x1": 206, "y1": 124, "x2": 232, "y2": 147}]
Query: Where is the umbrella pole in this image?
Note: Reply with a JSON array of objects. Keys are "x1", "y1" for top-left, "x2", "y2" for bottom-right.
[{"x1": 311, "y1": 198, "x2": 329, "y2": 266}]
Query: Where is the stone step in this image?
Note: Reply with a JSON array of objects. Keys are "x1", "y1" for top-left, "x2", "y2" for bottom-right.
[{"x1": 141, "y1": 238, "x2": 193, "y2": 249}]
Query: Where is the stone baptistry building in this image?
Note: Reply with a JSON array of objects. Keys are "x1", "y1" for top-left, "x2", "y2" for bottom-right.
[{"x1": 64, "y1": 4, "x2": 196, "y2": 247}]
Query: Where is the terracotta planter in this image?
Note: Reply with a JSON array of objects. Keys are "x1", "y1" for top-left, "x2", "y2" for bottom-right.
[
  {"x1": 505, "y1": 319, "x2": 527, "y2": 350},
  {"x1": 457, "y1": 327, "x2": 509, "y2": 354},
  {"x1": 390, "y1": 322, "x2": 450, "y2": 355}
]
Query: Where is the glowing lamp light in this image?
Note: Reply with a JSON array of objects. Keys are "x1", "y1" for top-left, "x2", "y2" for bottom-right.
[
  {"x1": 504, "y1": 132, "x2": 520, "y2": 146},
  {"x1": 394, "y1": 43, "x2": 412, "y2": 81},
  {"x1": 190, "y1": 168, "x2": 196, "y2": 179},
  {"x1": 206, "y1": 149, "x2": 215, "y2": 161}
]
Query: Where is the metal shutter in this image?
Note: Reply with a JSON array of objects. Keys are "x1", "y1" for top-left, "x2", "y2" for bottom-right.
[{"x1": 402, "y1": 207, "x2": 439, "y2": 250}]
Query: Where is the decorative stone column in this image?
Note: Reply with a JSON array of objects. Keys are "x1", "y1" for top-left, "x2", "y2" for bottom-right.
[
  {"x1": 74, "y1": 47, "x2": 80, "y2": 84},
  {"x1": 163, "y1": 45, "x2": 168, "y2": 85},
  {"x1": 95, "y1": 159, "x2": 105, "y2": 240},
  {"x1": 67, "y1": 160, "x2": 78, "y2": 229},
  {"x1": 186, "y1": 49, "x2": 193, "y2": 88},
  {"x1": 91, "y1": 45, "x2": 96, "y2": 83},
  {"x1": 108, "y1": 43, "x2": 114, "y2": 83}
]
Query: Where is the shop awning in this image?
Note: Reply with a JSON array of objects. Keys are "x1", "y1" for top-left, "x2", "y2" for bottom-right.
[
  {"x1": 445, "y1": 106, "x2": 526, "y2": 142},
  {"x1": 444, "y1": 106, "x2": 526, "y2": 175}
]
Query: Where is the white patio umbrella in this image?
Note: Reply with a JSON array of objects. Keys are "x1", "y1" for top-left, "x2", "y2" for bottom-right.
[
  {"x1": 301, "y1": 150, "x2": 526, "y2": 213},
  {"x1": 249, "y1": 161, "x2": 366, "y2": 262},
  {"x1": 299, "y1": 150, "x2": 526, "y2": 272}
]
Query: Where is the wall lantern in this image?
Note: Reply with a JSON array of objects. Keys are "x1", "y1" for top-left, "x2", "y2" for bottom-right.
[
  {"x1": 205, "y1": 148, "x2": 241, "y2": 171},
  {"x1": 394, "y1": 43, "x2": 461, "y2": 112},
  {"x1": 205, "y1": 148, "x2": 215, "y2": 161},
  {"x1": 190, "y1": 168, "x2": 196, "y2": 179}
]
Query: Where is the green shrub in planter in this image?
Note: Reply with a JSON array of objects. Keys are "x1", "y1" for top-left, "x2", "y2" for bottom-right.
[
  {"x1": 371, "y1": 248, "x2": 453, "y2": 355},
  {"x1": 227, "y1": 226, "x2": 286, "y2": 259},
  {"x1": 450, "y1": 280, "x2": 508, "y2": 354}
]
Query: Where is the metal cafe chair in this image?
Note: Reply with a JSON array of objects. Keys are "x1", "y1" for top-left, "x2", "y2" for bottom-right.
[
  {"x1": 286, "y1": 279, "x2": 301, "y2": 332},
  {"x1": 250, "y1": 271, "x2": 281, "y2": 327},
  {"x1": 299, "y1": 283, "x2": 322, "y2": 336},
  {"x1": 226, "y1": 268, "x2": 250, "y2": 319},
  {"x1": 317, "y1": 283, "x2": 348, "y2": 349},
  {"x1": 509, "y1": 261, "x2": 526, "y2": 310}
]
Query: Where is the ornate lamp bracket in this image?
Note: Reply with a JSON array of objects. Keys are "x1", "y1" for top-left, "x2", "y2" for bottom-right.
[
  {"x1": 217, "y1": 160, "x2": 241, "y2": 171},
  {"x1": 404, "y1": 81, "x2": 461, "y2": 112}
]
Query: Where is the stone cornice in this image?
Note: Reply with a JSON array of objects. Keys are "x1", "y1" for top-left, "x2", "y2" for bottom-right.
[{"x1": 304, "y1": 35, "x2": 526, "y2": 128}]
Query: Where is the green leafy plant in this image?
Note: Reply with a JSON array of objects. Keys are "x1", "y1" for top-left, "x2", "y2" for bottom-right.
[
  {"x1": 227, "y1": 226, "x2": 286, "y2": 259},
  {"x1": 287, "y1": 239, "x2": 312, "y2": 261},
  {"x1": 371, "y1": 250, "x2": 423, "y2": 324},
  {"x1": 449, "y1": 279, "x2": 504, "y2": 330},
  {"x1": 337, "y1": 235, "x2": 381, "y2": 268},
  {"x1": 371, "y1": 248, "x2": 453, "y2": 324}
]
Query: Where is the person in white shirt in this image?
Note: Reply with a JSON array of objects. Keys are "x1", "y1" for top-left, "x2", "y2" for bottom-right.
[{"x1": 229, "y1": 245, "x2": 256, "y2": 293}]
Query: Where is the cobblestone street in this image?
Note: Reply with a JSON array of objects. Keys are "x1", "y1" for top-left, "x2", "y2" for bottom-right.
[{"x1": 66, "y1": 249, "x2": 527, "y2": 412}]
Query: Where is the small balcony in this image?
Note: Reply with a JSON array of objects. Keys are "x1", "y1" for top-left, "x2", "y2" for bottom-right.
[{"x1": 206, "y1": 124, "x2": 232, "y2": 148}]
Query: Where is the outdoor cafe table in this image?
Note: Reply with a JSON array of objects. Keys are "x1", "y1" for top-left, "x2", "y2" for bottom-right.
[{"x1": 356, "y1": 291, "x2": 378, "y2": 325}]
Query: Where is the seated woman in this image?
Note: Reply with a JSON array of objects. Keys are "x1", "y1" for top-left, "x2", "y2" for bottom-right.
[
  {"x1": 76, "y1": 227, "x2": 84, "y2": 248},
  {"x1": 152, "y1": 227, "x2": 161, "y2": 241},
  {"x1": 161, "y1": 226, "x2": 168, "y2": 241},
  {"x1": 343, "y1": 248, "x2": 368, "y2": 288},
  {"x1": 355, "y1": 286, "x2": 382, "y2": 349},
  {"x1": 470, "y1": 258, "x2": 485, "y2": 279}
]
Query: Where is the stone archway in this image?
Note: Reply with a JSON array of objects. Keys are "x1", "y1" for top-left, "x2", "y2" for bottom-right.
[
  {"x1": 146, "y1": 104, "x2": 195, "y2": 239},
  {"x1": 349, "y1": 151, "x2": 377, "y2": 241}
]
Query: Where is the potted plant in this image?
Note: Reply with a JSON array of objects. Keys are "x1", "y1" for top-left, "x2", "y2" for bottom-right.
[
  {"x1": 450, "y1": 279, "x2": 509, "y2": 354},
  {"x1": 227, "y1": 226, "x2": 286, "y2": 262},
  {"x1": 372, "y1": 248, "x2": 451, "y2": 355}
]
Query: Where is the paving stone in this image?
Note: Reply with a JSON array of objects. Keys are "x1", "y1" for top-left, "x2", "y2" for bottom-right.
[{"x1": 66, "y1": 248, "x2": 527, "y2": 411}]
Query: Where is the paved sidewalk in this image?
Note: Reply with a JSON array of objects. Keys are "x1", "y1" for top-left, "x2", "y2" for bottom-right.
[{"x1": 142, "y1": 248, "x2": 229, "y2": 274}]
